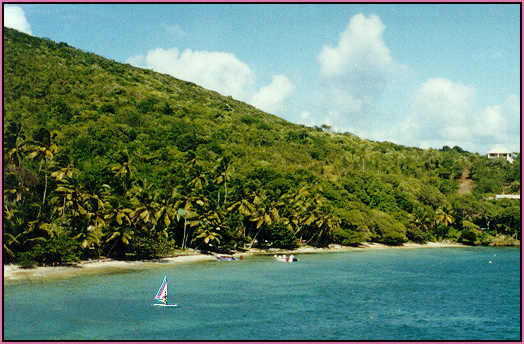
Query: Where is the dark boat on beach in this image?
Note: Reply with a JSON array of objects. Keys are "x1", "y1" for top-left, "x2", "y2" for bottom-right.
[{"x1": 215, "y1": 255, "x2": 238, "y2": 261}]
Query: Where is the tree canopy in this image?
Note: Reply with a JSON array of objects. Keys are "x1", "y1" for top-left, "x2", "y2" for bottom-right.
[{"x1": 3, "y1": 28, "x2": 521, "y2": 266}]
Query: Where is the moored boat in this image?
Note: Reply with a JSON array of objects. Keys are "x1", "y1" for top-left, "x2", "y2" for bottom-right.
[
  {"x1": 274, "y1": 254, "x2": 298, "y2": 262},
  {"x1": 215, "y1": 255, "x2": 239, "y2": 261}
]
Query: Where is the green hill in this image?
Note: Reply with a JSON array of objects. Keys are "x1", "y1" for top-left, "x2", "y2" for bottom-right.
[{"x1": 3, "y1": 28, "x2": 520, "y2": 266}]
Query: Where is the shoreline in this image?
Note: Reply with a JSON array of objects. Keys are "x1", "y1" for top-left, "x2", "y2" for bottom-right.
[{"x1": 1, "y1": 241, "x2": 508, "y2": 282}]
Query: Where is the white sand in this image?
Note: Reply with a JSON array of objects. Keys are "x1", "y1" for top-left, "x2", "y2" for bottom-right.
[
  {"x1": 3, "y1": 241, "x2": 465, "y2": 282},
  {"x1": 4, "y1": 254, "x2": 216, "y2": 282}
]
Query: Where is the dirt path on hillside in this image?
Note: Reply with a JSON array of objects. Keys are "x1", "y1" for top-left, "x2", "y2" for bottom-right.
[{"x1": 457, "y1": 168, "x2": 473, "y2": 195}]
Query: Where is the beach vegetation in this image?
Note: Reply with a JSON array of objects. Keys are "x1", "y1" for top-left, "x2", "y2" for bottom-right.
[{"x1": 3, "y1": 28, "x2": 521, "y2": 266}]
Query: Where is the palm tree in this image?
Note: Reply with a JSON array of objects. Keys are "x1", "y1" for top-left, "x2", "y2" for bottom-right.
[
  {"x1": 5, "y1": 136, "x2": 28, "y2": 170},
  {"x1": 311, "y1": 210, "x2": 341, "y2": 245},
  {"x1": 111, "y1": 151, "x2": 135, "y2": 191},
  {"x1": 229, "y1": 190, "x2": 280, "y2": 249},
  {"x1": 27, "y1": 142, "x2": 58, "y2": 207},
  {"x1": 192, "y1": 210, "x2": 223, "y2": 251},
  {"x1": 169, "y1": 185, "x2": 208, "y2": 249},
  {"x1": 213, "y1": 156, "x2": 234, "y2": 207},
  {"x1": 81, "y1": 193, "x2": 108, "y2": 256},
  {"x1": 175, "y1": 207, "x2": 200, "y2": 249},
  {"x1": 278, "y1": 185, "x2": 319, "y2": 241},
  {"x1": 104, "y1": 206, "x2": 134, "y2": 257},
  {"x1": 228, "y1": 198, "x2": 256, "y2": 217},
  {"x1": 227, "y1": 197, "x2": 255, "y2": 239},
  {"x1": 435, "y1": 207, "x2": 455, "y2": 227},
  {"x1": 50, "y1": 165, "x2": 83, "y2": 217}
]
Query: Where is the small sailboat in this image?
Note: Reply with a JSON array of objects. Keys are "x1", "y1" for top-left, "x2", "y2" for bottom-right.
[{"x1": 153, "y1": 275, "x2": 178, "y2": 307}]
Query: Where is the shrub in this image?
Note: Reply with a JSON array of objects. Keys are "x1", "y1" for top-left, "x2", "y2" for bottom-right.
[
  {"x1": 128, "y1": 231, "x2": 171, "y2": 259},
  {"x1": 368, "y1": 209, "x2": 408, "y2": 245},
  {"x1": 257, "y1": 223, "x2": 298, "y2": 249},
  {"x1": 459, "y1": 221, "x2": 482, "y2": 245},
  {"x1": 160, "y1": 102, "x2": 173, "y2": 115},
  {"x1": 406, "y1": 226, "x2": 432, "y2": 243},
  {"x1": 17, "y1": 252, "x2": 38, "y2": 269},
  {"x1": 240, "y1": 115, "x2": 256, "y2": 125},
  {"x1": 332, "y1": 227, "x2": 366, "y2": 246},
  {"x1": 137, "y1": 98, "x2": 157, "y2": 114},
  {"x1": 22, "y1": 231, "x2": 81, "y2": 266},
  {"x1": 99, "y1": 103, "x2": 116, "y2": 114}
]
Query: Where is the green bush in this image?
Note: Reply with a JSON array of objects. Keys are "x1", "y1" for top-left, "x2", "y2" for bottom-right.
[
  {"x1": 406, "y1": 226, "x2": 432, "y2": 243},
  {"x1": 99, "y1": 103, "x2": 116, "y2": 114},
  {"x1": 332, "y1": 227, "x2": 366, "y2": 246},
  {"x1": 459, "y1": 229, "x2": 480, "y2": 245},
  {"x1": 17, "y1": 252, "x2": 39, "y2": 269},
  {"x1": 22, "y1": 232, "x2": 81, "y2": 266},
  {"x1": 137, "y1": 98, "x2": 157, "y2": 114},
  {"x1": 459, "y1": 221, "x2": 482, "y2": 245},
  {"x1": 257, "y1": 223, "x2": 298, "y2": 249},
  {"x1": 446, "y1": 227, "x2": 461, "y2": 241},
  {"x1": 368, "y1": 210, "x2": 407, "y2": 245},
  {"x1": 128, "y1": 231, "x2": 171, "y2": 259}
]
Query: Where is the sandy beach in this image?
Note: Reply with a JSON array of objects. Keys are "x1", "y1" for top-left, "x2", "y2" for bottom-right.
[{"x1": 3, "y1": 241, "x2": 466, "y2": 282}]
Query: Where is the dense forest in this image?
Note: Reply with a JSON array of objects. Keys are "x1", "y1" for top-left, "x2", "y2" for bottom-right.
[{"x1": 3, "y1": 28, "x2": 521, "y2": 267}]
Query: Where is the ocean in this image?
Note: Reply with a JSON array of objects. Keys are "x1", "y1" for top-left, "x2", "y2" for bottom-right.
[{"x1": 3, "y1": 247, "x2": 521, "y2": 340}]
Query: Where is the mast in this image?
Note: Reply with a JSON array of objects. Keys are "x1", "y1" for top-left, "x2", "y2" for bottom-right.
[{"x1": 164, "y1": 276, "x2": 168, "y2": 304}]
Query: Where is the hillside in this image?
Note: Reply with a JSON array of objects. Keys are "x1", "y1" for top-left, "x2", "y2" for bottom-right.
[{"x1": 3, "y1": 28, "x2": 521, "y2": 266}]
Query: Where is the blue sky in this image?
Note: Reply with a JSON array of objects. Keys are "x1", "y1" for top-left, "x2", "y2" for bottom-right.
[{"x1": 4, "y1": 3, "x2": 521, "y2": 154}]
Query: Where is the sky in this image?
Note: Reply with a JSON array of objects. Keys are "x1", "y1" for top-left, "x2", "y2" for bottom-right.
[{"x1": 3, "y1": 3, "x2": 521, "y2": 154}]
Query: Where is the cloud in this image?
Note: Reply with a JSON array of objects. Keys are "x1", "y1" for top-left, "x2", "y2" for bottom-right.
[
  {"x1": 299, "y1": 111, "x2": 316, "y2": 127},
  {"x1": 4, "y1": 6, "x2": 32, "y2": 35},
  {"x1": 319, "y1": 13, "x2": 392, "y2": 78},
  {"x1": 389, "y1": 78, "x2": 520, "y2": 154},
  {"x1": 126, "y1": 55, "x2": 145, "y2": 67},
  {"x1": 474, "y1": 105, "x2": 506, "y2": 137},
  {"x1": 251, "y1": 75, "x2": 295, "y2": 114},
  {"x1": 410, "y1": 78, "x2": 475, "y2": 142},
  {"x1": 162, "y1": 24, "x2": 186, "y2": 40},
  {"x1": 487, "y1": 144, "x2": 512, "y2": 154},
  {"x1": 413, "y1": 78, "x2": 475, "y2": 124},
  {"x1": 314, "y1": 13, "x2": 406, "y2": 132},
  {"x1": 127, "y1": 47, "x2": 295, "y2": 115},
  {"x1": 309, "y1": 14, "x2": 519, "y2": 154},
  {"x1": 500, "y1": 94, "x2": 520, "y2": 138},
  {"x1": 128, "y1": 47, "x2": 255, "y2": 101}
]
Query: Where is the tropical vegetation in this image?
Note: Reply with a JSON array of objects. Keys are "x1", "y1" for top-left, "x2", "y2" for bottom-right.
[{"x1": 3, "y1": 28, "x2": 521, "y2": 267}]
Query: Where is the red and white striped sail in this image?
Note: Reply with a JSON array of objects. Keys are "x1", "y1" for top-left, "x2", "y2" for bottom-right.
[{"x1": 154, "y1": 275, "x2": 168, "y2": 303}]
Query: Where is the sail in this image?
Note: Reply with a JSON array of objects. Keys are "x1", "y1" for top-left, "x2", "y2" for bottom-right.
[{"x1": 154, "y1": 275, "x2": 168, "y2": 302}]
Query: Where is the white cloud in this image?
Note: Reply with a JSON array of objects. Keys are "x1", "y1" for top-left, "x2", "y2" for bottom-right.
[
  {"x1": 126, "y1": 55, "x2": 145, "y2": 67},
  {"x1": 127, "y1": 47, "x2": 295, "y2": 115},
  {"x1": 501, "y1": 94, "x2": 520, "y2": 138},
  {"x1": 388, "y1": 78, "x2": 520, "y2": 154},
  {"x1": 474, "y1": 105, "x2": 506, "y2": 137},
  {"x1": 251, "y1": 75, "x2": 295, "y2": 114},
  {"x1": 319, "y1": 13, "x2": 392, "y2": 78},
  {"x1": 487, "y1": 144, "x2": 511, "y2": 154},
  {"x1": 129, "y1": 47, "x2": 255, "y2": 101},
  {"x1": 413, "y1": 78, "x2": 475, "y2": 125},
  {"x1": 4, "y1": 6, "x2": 32, "y2": 35},
  {"x1": 315, "y1": 13, "x2": 406, "y2": 133}
]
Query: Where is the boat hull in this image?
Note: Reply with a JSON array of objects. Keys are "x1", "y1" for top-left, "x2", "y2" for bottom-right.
[
  {"x1": 274, "y1": 255, "x2": 298, "y2": 262},
  {"x1": 153, "y1": 304, "x2": 178, "y2": 307},
  {"x1": 216, "y1": 255, "x2": 237, "y2": 261}
]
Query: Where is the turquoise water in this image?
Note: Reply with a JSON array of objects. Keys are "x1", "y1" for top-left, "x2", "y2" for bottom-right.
[{"x1": 3, "y1": 247, "x2": 521, "y2": 340}]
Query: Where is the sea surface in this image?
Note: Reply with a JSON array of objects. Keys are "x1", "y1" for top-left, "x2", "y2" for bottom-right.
[{"x1": 3, "y1": 247, "x2": 521, "y2": 340}]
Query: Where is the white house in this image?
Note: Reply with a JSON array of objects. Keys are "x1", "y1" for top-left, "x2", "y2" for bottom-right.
[
  {"x1": 495, "y1": 194, "x2": 520, "y2": 200},
  {"x1": 487, "y1": 151, "x2": 518, "y2": 163}
]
